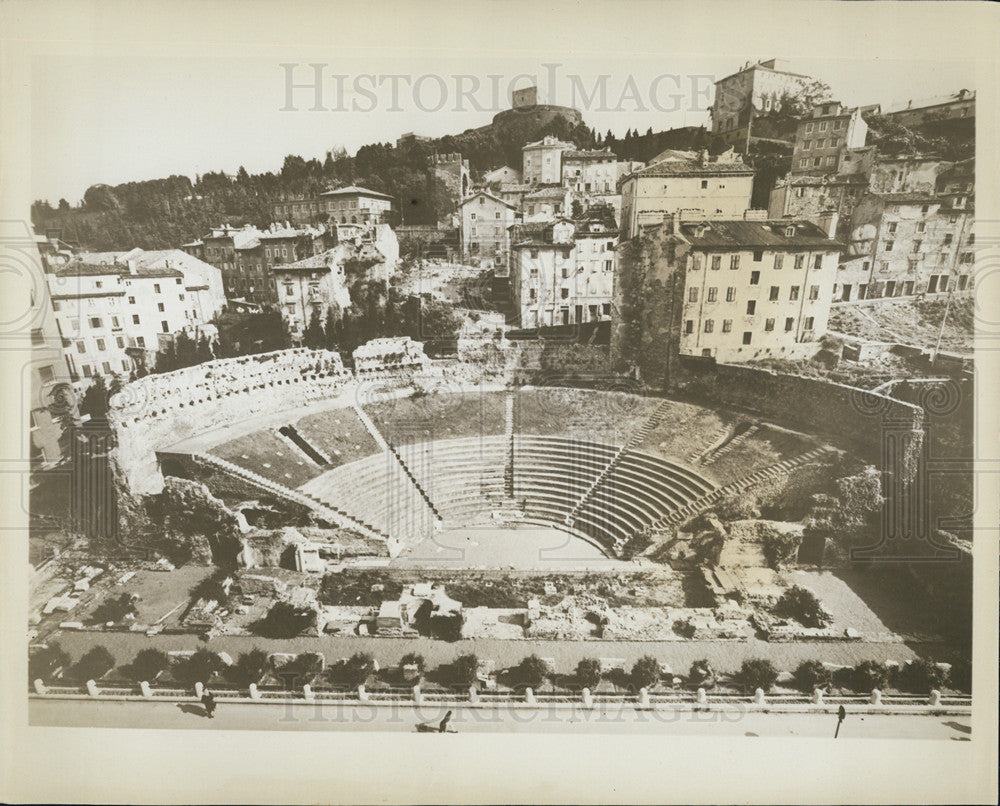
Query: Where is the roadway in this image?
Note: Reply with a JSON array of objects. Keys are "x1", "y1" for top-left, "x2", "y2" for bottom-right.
[{"x1": 29, "y1": 698, "x2": 972, "y2": 739}]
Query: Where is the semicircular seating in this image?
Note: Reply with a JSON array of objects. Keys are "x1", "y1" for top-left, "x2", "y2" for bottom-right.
[{"x1": 299, "y1": 431, "x2": 717, "y2": 557}]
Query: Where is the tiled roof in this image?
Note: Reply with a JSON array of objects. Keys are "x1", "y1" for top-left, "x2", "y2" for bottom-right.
[
  {"x1": 679, "y1": 219, "x2": 842, "y2": 250},
  {"x1": 524, "y1": 186, "x2": 568, "y2": 201},
  {"x1": 875, "y1": 193, "x2": 941, "y2": 204},
  {"x1": 460, "y1": 191, "x2": 517, "y2": 209},
  {"x1": 563, "y1": 148, "x2": 616, "y2": 161},
  {"x1": 629, "y1": 151, "x2": 753, "y2": 178},
  {"x1": 57, "y1": 248, "x2": 214, "y2": 279},
  {"x1": 522, "y1": 137, "x2": 574, "y2": 150},
  {"x1": 319, "y1": 185, "x2": 394, "y2": 200}
]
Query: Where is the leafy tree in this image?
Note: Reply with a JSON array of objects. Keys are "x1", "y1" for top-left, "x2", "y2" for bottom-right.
[
  {"x1": 28, "y1": 642, "x2": 71, "y2": 681},
  {"x1": 513, "y1": 654, "x2": 550, "y2": 689},
  {"x1": 88, "y1": 593, "x2": 137, "y2": 625},
  {"x1": 196, "y1": 333, "x2": 214, "y2": 364},
  {"x1": 227, "y1": 649, "x2": 270, "y2": 687},
  {"x1": 129, "y1": 649, "x2": 170, "y2": 682},
  {"x1": 630, "y1": 655, "x2": 662, "y2": 690},
  {"x1": 303, "y1": 309, "x2": 326, "y2": 349},
  {"x1": 339, "y1": 652, "x2": 375, "y2": 688},
  {"x1": 773, "y1": 585, "x2": 830, "y2": 628},
  {"x1": 72, "y1": 646, "x2": 116, "y2": 682},
  {"x1": 254, "y1": 601, "x2": 316, "y2": 638},
  {"x1": 894, "y1": 659, "x2": 949, "y2": 694},
  {"x1": 174, "y1": 649, "x2": 224, "y2": 687},
  {"x1": 449, "y1": 653, "x2": 480, "y2": 688},
  {"x1": 575, "y1": 658, "x2": 602, "y2": 690},
  {"x1": 760, "y1": 525, "x2": 802, "y2": 570},
  {"x1": 845, "y1": 661, "x2": 890, "y2": 693},
  {"x1": 399, "y1": 652, "x2": 425, "y2": 674},
  {"x1": 688, "y1": 659, "x2": 716, "y2": 688},
  {"x1": 792, "y1": 660, "x2": 832, "y2": 693},
  {"x1": 277, "y1": 652, "x2": 325, "y2": 687},
  {"x1": 738, "y1": 659, "x2": 779, "y2": 692},
  {"x1": 79, "y1": 375, "x2": 111, "y2": 421}
]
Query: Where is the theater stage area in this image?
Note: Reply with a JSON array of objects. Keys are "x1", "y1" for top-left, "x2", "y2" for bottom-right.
[{"x1": 390, "y1": 523, "x2": 629, "y2": 570}]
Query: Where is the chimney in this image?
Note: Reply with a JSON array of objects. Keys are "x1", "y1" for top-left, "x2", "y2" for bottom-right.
[
  {"x1": 127, "y1": 259, "x2": 137, "y2": 275},
  {"x1": 699, "y1": 149, "x2": 709, "y2": 166}
]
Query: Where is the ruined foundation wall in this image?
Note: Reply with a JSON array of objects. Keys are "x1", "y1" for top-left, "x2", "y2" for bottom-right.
[
  {"x1": 109, "y1": 348, "x2": 351, "y2": 495},
  {"x1": 673, "y1": 360, "x2": 924, "y2": 475}
]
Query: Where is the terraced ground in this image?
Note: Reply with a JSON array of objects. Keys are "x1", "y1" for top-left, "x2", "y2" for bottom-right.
[
  {"x1": 365, "y1": 390, "x2": 508, "y2": 444},
  {"x1": 293, "y1": 408, "x2": 380, "y2": 465},
  {"x1": 209, "y1": 430, "x2": 326, "y2": 488},
  {"x1": 515, "y1": 388, "x2": 661, "y2": 446}
]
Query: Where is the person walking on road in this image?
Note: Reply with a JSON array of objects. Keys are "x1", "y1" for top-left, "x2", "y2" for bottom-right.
[{"x1": 202, "y1": 690, "x2": 216, "y2": 719}]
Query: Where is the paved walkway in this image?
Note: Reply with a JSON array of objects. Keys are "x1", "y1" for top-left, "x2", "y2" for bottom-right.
[
  {"x1": 46, "y1": 630, "x2": 923, "y2": 676},
  {"x1": 29, "y1": 698, "x2": 970, "y2": 739}
]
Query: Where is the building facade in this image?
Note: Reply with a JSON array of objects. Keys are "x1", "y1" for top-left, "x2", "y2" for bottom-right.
[
  {"x1": 619, "y1": 149, "x2": 755, "y2": 239},
  {"x1": 48, "y1": 249, "x2": 225, "y2": 386},
  {"x1": 272, "y1": 224, "x2": 399, "y2": 341},
  {"x1": 613, "y1": 212, "x2": 841, "y2": 379},
  {"x1": 522, "y1": 136, "x2": 574, "y2": 185},
  {"x1": 509, "y1": 219, "x2": 617, "y2": 328},
  {"x1": 710, "y1": 59, "x2": 815, "y2": 150},
  {"x1": 272, "y1": 185, "x2": 395, "y2": 226},
  {"x1": 839, "y1": 190, "x2": 974, "y2": 302},
  {"x1": 459, "y1": 191, "x2": 518, "y2": 261},
  {"x1": 790, "y1": 102, "x2": 868, "y2": 175},
  {"x1": 883, "y1": 89, "x2": 975, "y2": 129}
]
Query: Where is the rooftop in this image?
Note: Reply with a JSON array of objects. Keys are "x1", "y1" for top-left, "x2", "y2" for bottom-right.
[
  {"x1": 524, "y1": 186, "x2": 569, "y2": 201},
  {"x1": 678, "y1": 219, "x2": 842, "y2": 250},
  {"x1": 522, "y1": 136, "x2": 575, "y2": 151},
  {"x1": 57, "y1": 248, "x2": 213, "y2": 279},
  {"x1": 885, "y1": 89, "x2": 976, "y2": 115},
  {"x1": 319, "y1": 185, "x2": 395, "y2": 201},
  {"x1": 460, "y1": 190, "x2": 517, "y2": 209},
  {"x1": 629, "y1": 149, "x2": 753, "y2": 179}
]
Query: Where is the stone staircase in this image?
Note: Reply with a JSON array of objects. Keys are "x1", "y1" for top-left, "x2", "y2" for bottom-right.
[
  {"x1": 353, "y1": 404, "x2": 444, "y2": 528},
  {"x1": 688, "y1": 424, "x2": 732, "y2": 464},
  {"x1": 190, "y1": 452, "x2": 387, "y2": 540},
  {"x1": 652, "y1": 446, "x2": 837, "y2": 529},
  {"x1": 503, "y1": 391, "x2": 515, "y2": 498},
  {"x1": 565, "y1": 399, "x2": 675, "y2": 525},
  {"x1": 703, "y1": 423, "x2": 760, "y2": 466}
]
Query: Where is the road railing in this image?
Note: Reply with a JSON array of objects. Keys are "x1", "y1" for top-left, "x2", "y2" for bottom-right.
[{"x1": 30, "y1": 679, "x2": 971, "y2": 715}]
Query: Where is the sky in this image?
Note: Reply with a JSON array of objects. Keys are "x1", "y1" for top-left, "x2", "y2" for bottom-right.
[{"x1": 16, "y1": 0, "x2": 984, "y2": 204}]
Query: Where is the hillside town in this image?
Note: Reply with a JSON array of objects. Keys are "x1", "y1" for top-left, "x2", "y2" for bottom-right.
[{"x1": 25, "y1": 57, "x2": 975, "y2": 741}]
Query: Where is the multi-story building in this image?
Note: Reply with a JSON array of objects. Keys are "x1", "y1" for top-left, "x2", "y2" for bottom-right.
[
  {"x1": 619, "y1": 149, "x2": 755, "y2": 239},
  {"x1": 710, "y1": 59, "x2": 816, "y2": 151},
  {"x1": 767, "y1": 173, "x2": 869, "y2": 236},
  {"x1": 272, "y1": 224, "x2": 398, "y2": 341},
  {"x1": 459, "y1": 191, "x2": 518, "y2": 261},
  {"x1": 883, "y1": 89, "x2": 975, "y2": 129},
  {"x1": 522, "y1": 185, "x2": 572, "y2": 222},
  {"x1": 48, "y1": 249, "x2": 225, "y2": 385},
  {"x1": 17, "y1": 229, "x2": 77, "y2": 472},
  {"x1": 790, "y1": 102, "x2": 868, "y2": 175},
  {"x1": 838, "y1": 189, "x2": 974, "y2": 302},
  {"x1": 522, "y1": 136, "x2": 574, "y2": 185},
  {"x1": 183, "y1": 223, "x2": 332, "y2": 309},
  {"x1": 483, "y1": 165, "x2": 521, "y2": 187},
  {"x1": 509, "y1": 218, "x2": 617, "y2": 328},
  {"x1": 613, "y1": 212, "x2": 841, "y2": 377},
  {"x1": 272, "y1": 185, "x2": 395, "y2": 226},
  {"x1": 561, "y1": 148, "x2": 622, "y2": 194}
]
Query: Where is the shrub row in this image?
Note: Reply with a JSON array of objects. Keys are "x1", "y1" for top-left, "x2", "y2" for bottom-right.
[{"x1": 29, "y1": 644, "x2": 970, "y2": 695}]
